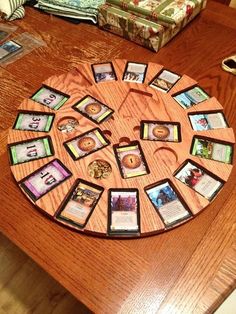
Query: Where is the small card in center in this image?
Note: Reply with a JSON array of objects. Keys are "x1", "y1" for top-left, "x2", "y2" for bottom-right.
[
  {"x1": 141, "y1": 120, "x2": 181, "y2": 142},
  {"x1": 113, "y1": 141, "x2": 150, "y2": 179},
  {"x1": 64, "y1": 128, "x2": 110, "y2": 160},
  {"x1": 149, "y1": 69, "x2": 181, "y2": 93},
  {"x1": 73, "y1": 95, "x2": 114, "y2": 124}
]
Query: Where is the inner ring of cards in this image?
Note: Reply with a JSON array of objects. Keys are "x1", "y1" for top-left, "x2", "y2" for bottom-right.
[{"x1": 8, "y1": 60, "x2": 234, "y2": 238}]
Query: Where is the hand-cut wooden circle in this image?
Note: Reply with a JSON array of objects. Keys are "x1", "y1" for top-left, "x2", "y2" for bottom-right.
[
  {"x1": 153, "y1": 125, "x2": 170, "y2": 139},
  {"x1": 7, "y1": 59, "x2": 235, "y2": 238},
  {"x1": 122, "y1": 154, "x2": 142, "y2": 169},
  {"x1": 77, "y1": 137, "x2": 96, "y2": 152}
]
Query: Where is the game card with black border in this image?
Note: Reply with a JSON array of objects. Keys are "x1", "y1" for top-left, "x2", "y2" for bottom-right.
[
  {"x1": 145, "y1": 180, "x2": 191, "y2": 227},
  {"x1": 8, "y1": 136, "x2": 54, "y2": 165},
  {"x1": 122, "y1": 61, "x2": 148, "y2": 84},
  {"x1": 31, "y1": 85, "x2": 69, "y2": 110},
  {"x1": 13, "y1": 111, "x2": 55, "y2": 132},
  {"x1": 173, "y1": 86, "x2": 210, "y2": 109},
  {"x1": 113, "y1": 141, "x2": 150, "y2": 179},
  {"x1": 174, "y1": 159, "x2": 224, "y2": 201},
  {"x1": 19, "y1": 159, "x2": 72, "y2": 201},
  {"x1": 0, "y1": 40, "x2": 22, "y2": 61},
  {"x1": 73, "y1": 95, "x2": 114, "y2": 124},
  {"x1": 140, "y1": 120, "x2": 181, "y2": 142},
  {"x1": 108, "y1": 188, "x2": 140, "y2": 236},
  {"x1": 56, "y1": 179, "x2": 104, "y2": 229},
  {"x1": 188, "y1": 111, "x2": 228, "y2": 131},
  {"x1": 92, "y1": 62, "x2": 117, "y2": 83},
  {"x1": 149, "y1": 69, "x2": 181, "y2": 93},
  {"x1": 190, "y1": 136, "x2": 233, "y2": 164},
  {"x1": 64, "y1": 128, "x2": 110, "y2": 161}
]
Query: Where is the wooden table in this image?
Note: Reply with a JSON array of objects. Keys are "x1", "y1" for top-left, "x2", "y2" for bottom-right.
[{"x1": 0, "y1": 1, "x2": 235, "y2": 313}]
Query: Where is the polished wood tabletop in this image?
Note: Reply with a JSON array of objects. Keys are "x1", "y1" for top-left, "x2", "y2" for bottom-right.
[{"x1": 0, "y1": 1, "x2": 235, "y2": 313}]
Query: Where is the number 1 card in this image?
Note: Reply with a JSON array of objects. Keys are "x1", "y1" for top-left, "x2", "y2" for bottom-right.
[{"x1": 8, "y1": 136, "x2": 54, "y2": 165}]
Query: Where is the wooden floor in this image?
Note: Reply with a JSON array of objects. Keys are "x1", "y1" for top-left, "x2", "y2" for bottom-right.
[{"x1": 0, "y1": 233, "x2": 91, "y2": 314}]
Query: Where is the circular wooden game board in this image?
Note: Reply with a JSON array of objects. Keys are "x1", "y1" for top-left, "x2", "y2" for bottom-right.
[{"x1": 7, "y1": 59, "x2": 235, "y2": 237}]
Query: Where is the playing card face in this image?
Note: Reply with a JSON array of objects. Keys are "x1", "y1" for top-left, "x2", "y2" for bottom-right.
[
  {"x1": 114, "y1": 141, "x2": 150, "y2": 179},
  {"x1": 92, "y1": 62, "x2": 117, "y2": 83},
  {"x1": 188, "y1": 112, "x2": 228, "y2": 131},
  {"x1": 8, "y1": 136, "x2": 54, "y2": 165},
  {"x1": 141, "y1": 120, "x2": 181, "y2": 142},
  {"x1": 173, "y1": 86, "x2": 209, "y2": 109},
  {"x1": 13, "y1": 111, "x2": 55, "y2": 132},
  {"x1": 64, "y1": 128, "x2": 110, "y2": 160},
  {"x1": 0, "y1": 40, "x2": 22, "y2": 61},
  {"x1": 31, "y1": 85, "x2": 69, "y2": 110},
  {"x1": 20, "y1": 159, "x2": 72, "y2": 201},
  {"x1": 123, "y1": 62, "x2": 147, "y2": 83},
  {"x1": 73, "y1": 95, "x2": 114, "y2": 124},
  {"x1": 191, "y1": 137, "x2": 233, "y2": 164},
  {"x1": 145, "y1": 181, "x2": 191, "y2": 226},
  {"x1": 149, "y1": 69, "x2": 181, "y2": 92},
  {"x1": 56, "y1": 179, "x2": 104, "y2": 228},
  {"x1": 174, "y1": 160, "x2": 223, "y2": 200},
  {"x1": 108, "y1": 189, "x2": 140, "y2": 236}
]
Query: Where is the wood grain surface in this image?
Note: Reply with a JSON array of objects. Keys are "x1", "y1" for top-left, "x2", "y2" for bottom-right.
[
  {"x1": 7, "y1": 59, "x2": 235, "y2": 236},
  {"x1": 0, "y1": 1, "x2": 236, "y2": 313}
]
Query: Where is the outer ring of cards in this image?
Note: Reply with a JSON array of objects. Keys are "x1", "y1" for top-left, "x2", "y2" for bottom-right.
[{"x1": 8, "y1": 59, "x2": 235, "y2": 238}]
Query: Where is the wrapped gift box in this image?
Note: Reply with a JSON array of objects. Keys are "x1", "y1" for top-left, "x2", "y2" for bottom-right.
[
  {"x1": 106, "y1": 0, "x2": 206, "y2": 27},
  {"x1": 98, "y1": 1, "x2": 206, "y2": 52}
]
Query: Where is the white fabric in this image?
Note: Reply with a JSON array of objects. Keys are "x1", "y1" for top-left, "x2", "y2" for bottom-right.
[{"x1": 0, "y1": 0, "x2": 27, "y2": 20}]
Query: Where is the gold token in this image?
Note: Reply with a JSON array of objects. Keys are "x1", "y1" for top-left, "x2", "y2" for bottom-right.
[
  {"x1": 77, "y1": 136, "x2": 96, "y2": 152},
  {"x1": 122, "y1": 154, "x2": 141, "y2": 169},
  {"x1": 153, "y1": 125, "x2": 170, "y2": 139},
  {"x1": 85, "y1": 102, "x2": 102, "y2": 115}
]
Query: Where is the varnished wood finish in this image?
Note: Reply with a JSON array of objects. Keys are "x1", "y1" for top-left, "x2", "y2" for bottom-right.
[
  {"x1": 7, "y1": 59, "x2": 235, "y2": 236},
  {"x1": 0, "y1": 1, "x2": 236, "y2": 312}
]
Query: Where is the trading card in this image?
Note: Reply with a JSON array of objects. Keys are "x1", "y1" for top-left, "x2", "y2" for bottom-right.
[
  {"x1": 8, "y1": 136, "x2": 54, "y2": 165},
  {"x1": 92, "y1": 62, "x2": 117, "y2": 83},
  {"x1": 122, "y1": 62, "x2": 148, "y2": 83},
  {"x1": 73, "y1": 95, "x2": 114, "y2": 124},
  {"x1": 173, "y1": 86, "x2": 209, "y2": 109},
  {"x1": 20, "y1": 159, "x2": 72, "y2": 201},
  {"x1": 57, "y1": 117, "x2": 79, "y2": 134},
  {"x1": 56, "y1": 179, "x2": 104, "y2": 228},
  {"x1": 174, "y1": 160, "x2": 224, "y2": 200},
  {"x1": 191, "y1": 137, "x2": 233, "y2": 164},
  {"x1": 64, "y1": 128, "x2": 110, "y2": 160},
  {"x1": 188, "y1": 112, "x2": 228, "y2": 131},
  {"x1": 141, "y1": 120, "x2": 181, "y2": 142},
  {"x1": 13, "y1": 111, "x2": 55, "y2": 132},
  {"x1": 145, "y1": 180, "x2": 191, "y2": 226},
  {"x1": 0, "y1": 40, "x2": 22, "y2": 61},
  {"x1": 108, "y1": 189, "x2": 140, "y2": 236},
  {"x1": 149, "y1": 69, "x2": 181, "y2": 93},
  {"x1": 31, "y1": 85, "x2": 69, "y2": 110},
  {"x1": 113, "y1": 141, "x2": 150, "y2": 179}
]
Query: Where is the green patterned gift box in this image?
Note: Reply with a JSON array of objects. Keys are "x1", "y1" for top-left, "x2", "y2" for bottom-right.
[
  {"x1": 98, "y1": 2, "x2": 206, "y2": 52},
  {"x1": 106, "y1": 0, "x2": 206, "y2": 27}
]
